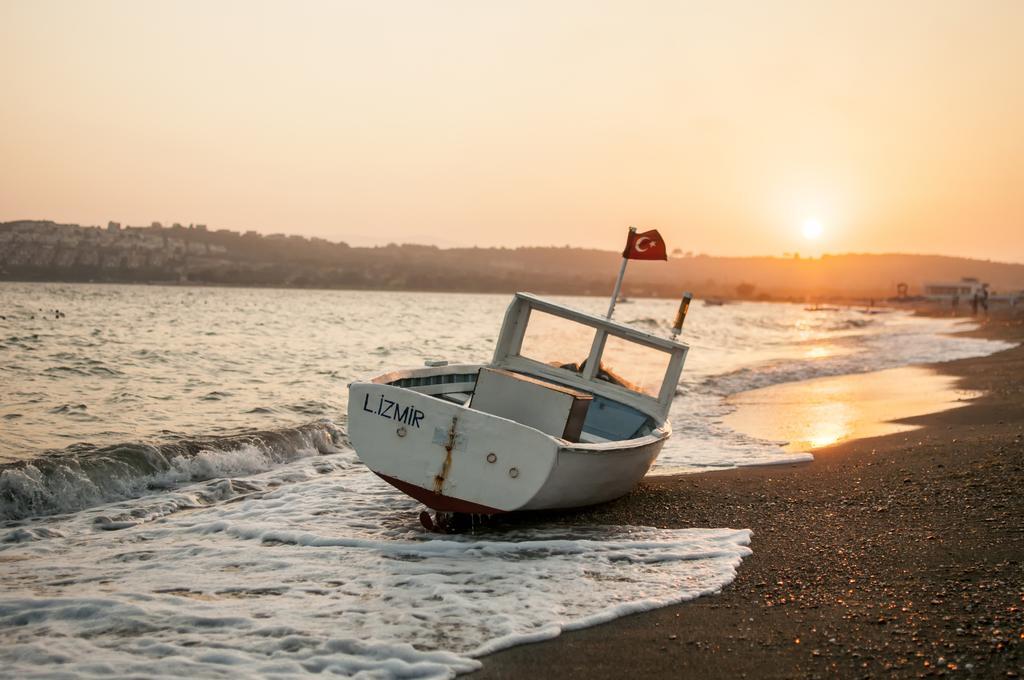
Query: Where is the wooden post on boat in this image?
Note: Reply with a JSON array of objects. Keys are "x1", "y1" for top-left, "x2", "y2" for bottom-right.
[
  {"x1": 671, "y1": 292, "x2": 693, "y2": 341},
  {"x1": 606, "y1": 227, "x2": 637, "y2": 319}
]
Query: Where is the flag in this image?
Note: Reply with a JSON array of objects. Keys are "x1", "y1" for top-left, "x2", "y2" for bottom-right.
[{"x1": 622, "y1": 229, "x2": 668, "y2": 261}]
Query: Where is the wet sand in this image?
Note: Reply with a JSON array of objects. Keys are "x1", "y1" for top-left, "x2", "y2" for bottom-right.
[
  {"x1": 724, "y1": 366, "x2": 982, "y2": 453},
  {"x1": 474, "y1": 311, "x2": 1023, "y2": 678}
]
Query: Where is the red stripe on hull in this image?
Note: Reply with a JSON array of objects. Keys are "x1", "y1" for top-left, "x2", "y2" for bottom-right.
[{"x1": 375, "y1": 472, "x2": 504, "y2": 514}]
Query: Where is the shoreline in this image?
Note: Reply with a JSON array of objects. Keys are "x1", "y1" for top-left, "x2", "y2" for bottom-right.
[
  {"x1": 474, "y1": 312, "x2": 1023, "y2": 678},
  {"x1": 7, "y1": 278, "x2": 1016, "y2": 309}
]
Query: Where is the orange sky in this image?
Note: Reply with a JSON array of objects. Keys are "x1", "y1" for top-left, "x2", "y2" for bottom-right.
[{"x1": 1, "y1": 1, "x2": 1022, "y2": 261}]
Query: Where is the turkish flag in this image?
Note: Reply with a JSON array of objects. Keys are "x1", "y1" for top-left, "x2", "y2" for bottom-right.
[{"x1": 622, "y1": 229, "x2": 668, "y2": 261}]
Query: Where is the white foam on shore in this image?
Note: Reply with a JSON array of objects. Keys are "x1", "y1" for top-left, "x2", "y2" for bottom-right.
[{"x1": 0, "y1": 455, "x2": 751, "y2": 678}]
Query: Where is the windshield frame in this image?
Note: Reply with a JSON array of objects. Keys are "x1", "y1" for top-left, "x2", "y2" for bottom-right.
[{"x1": 491, "y1": 293, "x2": 689, "y2": 419}]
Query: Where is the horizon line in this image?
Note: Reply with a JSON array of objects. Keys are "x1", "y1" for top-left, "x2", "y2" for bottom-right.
[{"x1": 3, "y1": 217, "x2": 1022, "y2": 266}]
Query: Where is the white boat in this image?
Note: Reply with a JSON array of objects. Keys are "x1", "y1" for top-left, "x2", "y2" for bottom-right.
[{"x1": 347, "y1": 293, "x2": 690, "y2": 522}]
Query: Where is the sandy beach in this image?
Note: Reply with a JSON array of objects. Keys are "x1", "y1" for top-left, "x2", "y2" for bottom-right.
[{"x1": 475, "y1": 312, "x2": 1023, "y2": 679}]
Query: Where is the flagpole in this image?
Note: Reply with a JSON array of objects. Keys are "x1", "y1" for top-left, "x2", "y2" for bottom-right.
[{"x1": 606, "y1": 226, "x2": 636, "y2": 319}]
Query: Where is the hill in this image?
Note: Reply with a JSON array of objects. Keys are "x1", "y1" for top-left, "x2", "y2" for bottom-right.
[{"x1": 2, "y1": 220, "x2": 1022, "y2": 300}]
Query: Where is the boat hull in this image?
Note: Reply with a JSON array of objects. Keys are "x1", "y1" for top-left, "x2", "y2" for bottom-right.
[
  {"x1": 348, "y1": 382, "x2": 668, "y2": 513},
  {"x1": 522, "y1": 439, "x2": 665, "y2": 510},
  {"x1": 374, "y1": 472, "x2": 503, "y2": 514}
]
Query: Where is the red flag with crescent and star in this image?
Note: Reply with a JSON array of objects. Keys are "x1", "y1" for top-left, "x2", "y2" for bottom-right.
[{"x1": 622, "y1": 229, "x2": 668, "y2": 261}]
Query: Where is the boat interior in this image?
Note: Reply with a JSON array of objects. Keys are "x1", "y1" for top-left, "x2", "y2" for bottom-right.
[{"x1": 384, "y1": 369, "x2": 655, "y2": 444}]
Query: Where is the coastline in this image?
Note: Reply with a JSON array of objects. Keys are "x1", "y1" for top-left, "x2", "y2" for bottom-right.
[{"x1": 474, "y1": 313, "x2": 1023, "y2": 678}]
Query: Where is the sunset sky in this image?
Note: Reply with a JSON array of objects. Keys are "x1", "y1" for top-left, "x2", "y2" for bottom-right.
[{"x1": 2, "y1": 1, "x2": 1022, "y2": 261}]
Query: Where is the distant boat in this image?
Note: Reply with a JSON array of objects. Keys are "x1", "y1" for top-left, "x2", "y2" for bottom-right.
[
  {"x1": 348, "y1": 293, "x2": 690, "y2": 530},
  {"x1": 804, "y1": 303, "x2": 841, "y2": 312},
  {"x1": 703, "y1": 298, "x2": 727, "y2": 306}
]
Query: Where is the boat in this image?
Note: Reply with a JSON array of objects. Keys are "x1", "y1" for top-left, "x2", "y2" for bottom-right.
[{"x1": 347, "y1": 292, "x2": 690, "y2": 527}]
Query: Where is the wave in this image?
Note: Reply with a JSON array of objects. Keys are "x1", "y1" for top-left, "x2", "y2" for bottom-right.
[
  {"x1": 826, "y1": 318, "x2": 873, "y2": 330},
  {"x1": 0, "y1": 421, "x2": 347, "y2": 522},
  {"x1": 681, "y1": 328, "x2": 1014, "y2": 398},
  {"x1": 687, "y1": 356, "x2": 867, "y2": 397}
]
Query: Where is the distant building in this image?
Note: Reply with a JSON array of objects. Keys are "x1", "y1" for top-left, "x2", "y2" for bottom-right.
[
  {"x1": 923, "y1": 277, "x2": 987, "y2": 300},
  {"x1": 195, "y1": 224, "x2": 207, "y2": 232},
  {"x1": 107, "y1": 221, "x2": 121, "y2": 232}
]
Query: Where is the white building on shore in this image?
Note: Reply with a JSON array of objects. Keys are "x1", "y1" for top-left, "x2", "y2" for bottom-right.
[{"x1": 923, "y1": 277, "x2": 987, "y2": 300}]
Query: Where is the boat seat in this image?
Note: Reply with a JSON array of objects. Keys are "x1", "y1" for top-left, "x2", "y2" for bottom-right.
[{"x1": 439, "y1": 391, "x2": 472, "y2": 405}]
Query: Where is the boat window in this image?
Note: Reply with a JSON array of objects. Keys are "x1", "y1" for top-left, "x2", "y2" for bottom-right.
[
  {"x1": 518, "y1": 310, "x2": 595, "y2": 373},
  {"x1": 597, "y1": 334, "x2": 672, "y2": 397}
]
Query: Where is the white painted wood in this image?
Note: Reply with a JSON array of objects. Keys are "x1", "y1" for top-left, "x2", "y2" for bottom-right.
[
  {"x1": 491, "y1": 293, "x2": 688, "y2": 421},
  {"x1": 348, "y1": 382, "x2": 558, "y2": 512},
  {"x1": 500, "y1": 293, "x2": 688, "y2": 353},
  {"x1": 582, "y1": 329, "x2": 608, "y2": 382},
  {"x1": 470, "y1": 368, "x2": 591, "y2": 441},
  {"x1": 523, "y1": 436, "x2": 667, "y2": 510}
]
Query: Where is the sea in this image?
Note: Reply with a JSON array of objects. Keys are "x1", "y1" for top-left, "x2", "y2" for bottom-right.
[{"x1": 0, "y1": 282, "x2": 1012, "y2": 678}]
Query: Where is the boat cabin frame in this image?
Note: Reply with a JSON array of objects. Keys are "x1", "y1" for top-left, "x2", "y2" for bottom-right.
[{"x1": 491, "y1": 293, "x2": 689, "y2": 421}]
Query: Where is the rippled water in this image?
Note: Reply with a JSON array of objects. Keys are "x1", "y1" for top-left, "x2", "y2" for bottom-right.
[
  {"x1": 1, "y1": 284, "x2": 500, "y2": 456},
  {"x1": 0, "y1": 282, "x2": 1011, "y2": 677}
]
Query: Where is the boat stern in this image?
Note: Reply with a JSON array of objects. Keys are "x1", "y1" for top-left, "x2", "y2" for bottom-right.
[{"x1": 348, "y1": 382, "x2": 559, "y2": 513}]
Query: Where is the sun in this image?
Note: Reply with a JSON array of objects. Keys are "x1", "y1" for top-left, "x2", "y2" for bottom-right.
[{"x1": 802, "y1": 218, "x2": 823, "y2": 240}]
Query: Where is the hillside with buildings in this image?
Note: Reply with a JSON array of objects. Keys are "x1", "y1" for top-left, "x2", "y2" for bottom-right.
[{"x1": 2, "y1": 219, "x2": 1023, "y2": 301}]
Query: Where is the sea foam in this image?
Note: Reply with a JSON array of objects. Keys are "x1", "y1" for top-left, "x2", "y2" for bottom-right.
[{"x1": 0, "y1": 456, "x2": 751, "y2": 678}]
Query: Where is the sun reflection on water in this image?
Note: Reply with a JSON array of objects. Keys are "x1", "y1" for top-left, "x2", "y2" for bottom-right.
[
  {"x1": 804, "y1": 345, "x2": 832, "y2": 359},
  {"x1": 724, "y1": 367, "x2": 982, "y2": 453}
]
